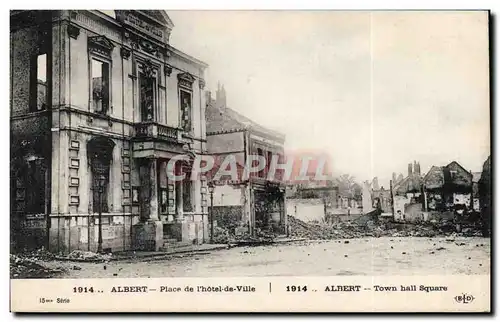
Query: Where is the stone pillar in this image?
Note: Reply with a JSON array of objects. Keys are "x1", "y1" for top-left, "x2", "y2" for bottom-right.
[
  {"x1": 243, "y1": 184, "x2": 251, "y2": 228},
  {"x1": 149, "y1": 159, "x2": 159, "y2": 220},
  {"x1": 131, "y1": 158, "x2": 163, "y2": 251},
  {"x1": 175, "y1": 161, "x2": 183, "y2": 221},
  {"x1": 249, "y1": 187, "x2": 255, "y2": 236}
]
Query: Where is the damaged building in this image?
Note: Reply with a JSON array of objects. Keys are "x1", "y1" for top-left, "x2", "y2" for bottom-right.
[
  {"x1": 422, "y1": 161, "x2": 473, "y2": 214},
  {"x1": 392, "y1": 161, "x2": 423, "y2": 221},
  {"x1": 287, "y1": 179, "x2": 339, "y2": 223},
  {"x1": 206, "y1": 84, "x2": 287, "y2": 237},
  {"x1": 10, "y1": 10, "x2": 209, "y2": 253}
]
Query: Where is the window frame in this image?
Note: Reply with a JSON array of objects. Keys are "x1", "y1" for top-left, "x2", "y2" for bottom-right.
[
  {"x1": 177, "y1": 72, "x2": 195, "y2": 133},
  {"x1": 88, "y1": 53, "x2": 112, "y2": 116},
  {"x1": 30, "y1": 52, "x2": 49, "y2": 112},
  {"x1": 179, "y1": 88, "x2": 193, "y2": 133},
  {"x1": 136, "y1": 59, "x2": 160, "y2": 123},
  {"x1": 139, "y1": 70, "x2": 159, "y2": 122}
]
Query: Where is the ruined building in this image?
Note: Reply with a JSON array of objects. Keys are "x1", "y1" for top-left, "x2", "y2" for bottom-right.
[
  {"x1": 10, "y1": 10, "x2": 209, "y2": 253},
  {"x1": 422, "y1": 161, "x2": 473, "y2": 213},
  {"x1": 205, "y1": 84, "x2": 287, "y2": 236}
]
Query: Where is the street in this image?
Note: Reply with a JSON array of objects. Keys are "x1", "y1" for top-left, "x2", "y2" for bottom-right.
[{"x1": 59, "y1": 237, "x2": 490, "y2": 278}]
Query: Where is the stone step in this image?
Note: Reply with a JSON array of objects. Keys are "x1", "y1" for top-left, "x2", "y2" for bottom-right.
[{"x1": 163, "y1": 238, "x2": 179, "y2": 244}]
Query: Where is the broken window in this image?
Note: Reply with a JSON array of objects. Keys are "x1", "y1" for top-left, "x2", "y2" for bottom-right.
[
  {"x1": 256, "y1": 148, "x2": 266, "y2": 178},
  {"x1": 140, "y1": 72, "x2": 156, "y2": 121},
  {"x1": 91, "y1": 59, "x2": 110, "y2": 114},
  {"x1": 88, "y1": 137, "x2": 114, "y2": 213},
  {"x1": 31, "y1": 53, "x2": 48, "y2": 112},
  {"x1": 180, "y1": 90, "x2": 192, "y2": 132},
  {"x1": 91, "y1": 157, "x2": 110, "y2": 213}
]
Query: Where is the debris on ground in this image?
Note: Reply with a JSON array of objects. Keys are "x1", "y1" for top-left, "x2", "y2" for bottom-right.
[
  {"x1": 212, "y1": 225, "x2": 275, "y2": 246},
  {"x1": 287, "y1": 215, "x2": 485, "y2": 240},
  {"x1": 10, "y1": 253, "x2": 66, "y2": 279},
  {"x1": 64, "y1": 250, "x2": 113, "y2": 262}
]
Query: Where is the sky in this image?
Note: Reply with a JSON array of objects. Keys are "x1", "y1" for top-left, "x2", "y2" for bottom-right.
[{"x1": 167, "y1": 11, "x2": 490, "y2": 187}]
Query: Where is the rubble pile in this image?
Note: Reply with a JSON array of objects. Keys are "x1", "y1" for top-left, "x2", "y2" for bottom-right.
[
  {"x1": 212, "y1": 226, "x2": 275, "y2": 245},
  {"x1": 288, "y1": 215, "x2": 484, "y2": 240},
  {"x1": 10, "y1": 253, "x2": 65, "y2": 279},
  {"x1": 212, "y1": 226, "x2": 232, "y2": 244},
  {"x1": 65, "y1": 250, "x2": 113, "y2": 262}
]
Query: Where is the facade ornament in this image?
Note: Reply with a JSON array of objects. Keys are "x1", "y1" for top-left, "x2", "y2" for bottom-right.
[
  {"x1": 139, "y1": 39, "x2": 157, "y2": 56},
  {"x1": 164, "y1": 64, "x2": 173, "y2": 77},
  {"x1": 88, "y1": 35, "x2": 115, "y2": 56},
  {"x1": 177, "y1": 72, "x2": 195, "y2": 90},
  {"x1": 68, "y1": 24, "x2": 80, "y2": 39},
  {"x1": 129, "y1": 34, "x2": 163, "y2": 58},
  {"x1": 70, "y1": 10, "x2": 78, "y2": 19},
  {"x1": 199, "y1": 78, "x2": 206, "y2": 90},
  {"x1": 142, "y1": 59, "x2": 155, "y2": 79},
  {"x1": 120, "y1": 47, "x2": 131, "y2": 60}
]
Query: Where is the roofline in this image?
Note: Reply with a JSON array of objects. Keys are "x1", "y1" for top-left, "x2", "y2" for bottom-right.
[
  {"x1": 168, "y1": 45, "x2": 208, "y2": 69},
  {"x1": 445, "y1": 161, "x2": 472, "y2": 176},
  {"x1": 206, "y1": 128, "x2": 246, "y2": 136},
  {"x1": 422, "y1": 165, "x2": 442, "y2": 182}
]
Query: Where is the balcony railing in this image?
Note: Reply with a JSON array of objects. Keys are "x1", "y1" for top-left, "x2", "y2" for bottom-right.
[{"x1": 134, "y1": 122, "x2": 180, "y2": 142}]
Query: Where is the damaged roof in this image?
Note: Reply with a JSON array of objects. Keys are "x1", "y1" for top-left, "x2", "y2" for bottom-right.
[
  {"x1": 206, "y1": 104, "x2": 285, "y2": 141},
  {"x1": 393, "y1": 174, "x2": 422, "y2": 195}
]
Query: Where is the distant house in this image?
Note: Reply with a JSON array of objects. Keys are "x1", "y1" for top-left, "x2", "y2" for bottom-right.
[
  {"x1": 392, "y1": 161, "x2": 423, "y2": 221},
  {"x1": 372, "y1": 186, "x2": 392, "y2": 214},
  {"x1": 422, "y1": 161, "x2": 473, "y2": 213}
]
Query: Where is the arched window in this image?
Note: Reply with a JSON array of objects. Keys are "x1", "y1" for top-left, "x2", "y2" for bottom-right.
[{"x1": 87, "y1": 137, "x2": 115, "y2": 213}]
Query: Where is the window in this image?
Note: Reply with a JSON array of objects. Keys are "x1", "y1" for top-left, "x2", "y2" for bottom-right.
[
  {"x1": 91, "y1": 59, "x2": 110, "y2": 114},
  {"x1": 182, "y1": 167, "x2": 193, "y2": 212},
  {"x1": 180, "y1": 90, "x2": 192, "y2": 131},
  {"x1": 31, "y1": 53, "x2": 48, "y2": 112},
  {"x1": 266, "y1": 151, "x2": 273, "y2": 178},
  {"x1": 140, "y1": 72, "x2": 156, "y2": 121},
  {"x1": 257, "y1": 148, "x2": 265, "y2": 178},
  {"x1": 87, "y1": 137, "x2": 114, "y2": 213},
  {"x1": 91, "y1": 158, "x2": 110, "y2": 213}
]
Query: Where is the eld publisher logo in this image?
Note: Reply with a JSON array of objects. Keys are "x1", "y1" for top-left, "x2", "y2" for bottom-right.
[{"x1": 454, "y1": 294, "x2": 475, "y2": 304}]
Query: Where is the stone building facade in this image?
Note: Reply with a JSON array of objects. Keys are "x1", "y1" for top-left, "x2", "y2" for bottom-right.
[{"x1": 10, "y1": 10, "x2": 209, "y2": 253}]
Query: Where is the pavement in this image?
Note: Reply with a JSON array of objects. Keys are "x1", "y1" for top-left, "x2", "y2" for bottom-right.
[
  {"x1": 111, "y1": 243, "x2": 230, "y2": 261},
  {"x1": 54, "y1": 237, "x2": 490, "y2": 278}
]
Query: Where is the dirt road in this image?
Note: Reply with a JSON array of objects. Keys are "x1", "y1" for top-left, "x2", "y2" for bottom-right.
[{"x1": 56, "y1": 237, "x2": 490, "y2": 278}]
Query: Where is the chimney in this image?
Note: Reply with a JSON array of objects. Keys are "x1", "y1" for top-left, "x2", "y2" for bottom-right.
[
  {"x1": 408, "y1": 163, "x2": 413, "y2": 177},
  {"x1": 415, "y1": 161, "x2": 421, "y2": 175},
  {"x1": 215, "y1": 82, "x2": 227, "y2": 110}
]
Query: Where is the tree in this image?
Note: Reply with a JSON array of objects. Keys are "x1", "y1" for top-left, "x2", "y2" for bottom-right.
[{"x1": 335, "y1": 174, "x2": 361, "y2": 199}]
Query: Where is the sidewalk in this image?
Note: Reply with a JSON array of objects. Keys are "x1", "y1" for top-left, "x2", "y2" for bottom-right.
[
  {"x1": 111, "y1": 243, "x2": 230, "y2": 261},
  {"x1": 54, "y1": 237, "x2": 307, "y2": 263},
  {"x1": 111, "y1": 238, "x2": 306, "y2": 261}
]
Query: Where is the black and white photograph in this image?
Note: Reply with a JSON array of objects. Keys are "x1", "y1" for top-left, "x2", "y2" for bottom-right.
[{"x1": 9, "y1": 9, "x2": 491, "y2": 312}]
